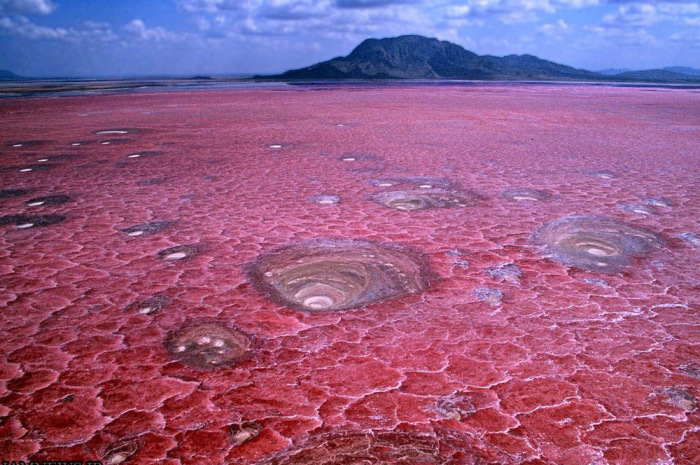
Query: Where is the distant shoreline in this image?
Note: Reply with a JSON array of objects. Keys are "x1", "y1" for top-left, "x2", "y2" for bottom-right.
[{"x1": 2, "y1": 78, "x2": 700, "y2": 99}]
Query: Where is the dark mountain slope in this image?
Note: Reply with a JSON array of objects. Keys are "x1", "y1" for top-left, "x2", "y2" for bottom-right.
[{"x1": 263, "y1": 35, "x2": 600, "y2": 81}]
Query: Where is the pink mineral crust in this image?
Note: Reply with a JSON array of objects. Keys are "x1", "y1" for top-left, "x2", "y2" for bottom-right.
[{"x1": 0, "y1": 84, "x2": 698, "y2": 465}]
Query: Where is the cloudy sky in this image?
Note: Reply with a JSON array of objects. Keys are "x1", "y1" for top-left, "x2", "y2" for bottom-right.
[{"x1": 0, "y1": 0, "x2": 698, "y2": 77}]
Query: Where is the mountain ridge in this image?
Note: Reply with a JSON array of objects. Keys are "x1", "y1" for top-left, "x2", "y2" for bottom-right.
[{"x1": 258, "y1": 35, "x2": 700, "y2": 83}]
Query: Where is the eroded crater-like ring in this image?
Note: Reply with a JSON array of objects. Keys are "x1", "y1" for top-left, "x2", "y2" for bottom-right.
[
  {"x1": 533, "y1": 215, "x2": 664, "y2": 272},
  {"x1": 165, "y1": 322, "x2": 252, "y2": 370},
  {"x1": 247, "y1": 239, "x2": 435, "y2": 312},
  {"x1": 370, "y1": 188, "x2": 481, "y2": 211}
]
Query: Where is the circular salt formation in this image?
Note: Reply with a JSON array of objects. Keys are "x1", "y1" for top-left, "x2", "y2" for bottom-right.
[
  {"x1": 104, "y1": 438, "x2": 142, "y2": 465},
  {"x1": 533, "y1": 215, "x2": 664, "y2": 273},
  {"x1": 6, "y1": 140, "x2": 50, "y2": 148},
  {"x1": 486, "y1": 263, "x2": 523, "y2": 283},
  {"x1": 588, "y1": 170, "x2": 618, "y2": 179},
  {"x1": 121, "y1": 221, "x2": 172, "y2": 237},
  {"x1": 165, "y1": 322, "x2": 252, "y2": 370},
  {"x1": 501, "y1": 187, "x2": 552, "y2": 202},
  {"x1": 126, "y1": 295, "x2": 169, "y2": 315},
  {"x1": 247, "y1": 239, "x2": 434, "y2": 312},
  {"x1": 310, "y1": 195, "x2": 340, "y2": 205},
  {"x1": 94, "y1": 128, "x2": 141, "y2": 135},
  {"x1": 256, "y1": 431, "x2": 464, "y2": 465},
  {"x1": 370, "y1": 189, "x2": 481, "y2": 211},
  {"x1": 619, "y1": 203, "x2": 654, "y2": 215},
  {"x1": 643, "y1": 197, "x2": 674, "y2": 207},
  {"x1": 25, "y1": 194, "x2": 71, "y2": 207},
  {"x1": 158, "y1": 244, "x2": 199, "y2": 261},
  {"x1": 370, "y1": 179, "x2": 400, "y2": 187},
  {"x1": 0, "y1": 214, "x2": 66, "y2": 228}
]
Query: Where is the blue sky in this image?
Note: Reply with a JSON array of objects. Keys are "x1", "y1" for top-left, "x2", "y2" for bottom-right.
[{"x1": 0, "y1": 0, "x2": 698, "y2": 77}]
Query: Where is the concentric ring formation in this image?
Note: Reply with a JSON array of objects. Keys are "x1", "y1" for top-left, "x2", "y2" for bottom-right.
[
  {"x1": 247, "y1": 239, "x2": 435, "y2": 312},
  {"x1": 165, "y1": 322, "x2": 252, "y2": 370},
  {"x1": 370, "y1": 188, "x2": 481, "y2": 211},
  {"x1": 533, "y1": 215, "x2": 664, "y2": 272}
]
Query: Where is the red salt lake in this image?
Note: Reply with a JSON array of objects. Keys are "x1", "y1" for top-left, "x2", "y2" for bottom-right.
[{"x1": 0, "y1": 84, "x2": 698, "y2": 464}]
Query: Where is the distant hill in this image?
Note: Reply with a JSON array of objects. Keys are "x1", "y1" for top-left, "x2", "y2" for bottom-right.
[
  {"x1": 262, "y1": 35, "x2": 600, "y2": 81},
  {"x1": 0, "y1": 69, "x2": 24, "y2": 81},
  {"x1": 259, "y1": 35, "x2": 700, "y2": 83},
  {"x1": 615, "y1": 69, "x2": 700, "y2": 81},
  {"x1": 597, "y1": 68, "x2": 632, "y2": 76},
  {"x1": 663, "y1": 66, "x2": 700, "y2": 76}
]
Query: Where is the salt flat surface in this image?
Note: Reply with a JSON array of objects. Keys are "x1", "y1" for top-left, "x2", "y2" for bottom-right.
[{"x1": 0, "y1": 85, "x2": 698, "y2": 464}]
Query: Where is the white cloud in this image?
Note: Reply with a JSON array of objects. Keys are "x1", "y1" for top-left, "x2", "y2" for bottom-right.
[
  {"x1": 603, "y1": 3, "x2": 657, "y2": 26},
  {"x1": 0, "y1": 15, "x2": 117, "y2": 41},
  {"x1": 440, "y1": 0, "x2": 602, "y2": 25},
  {"x1": 0, "y1": 0, "x2": 56, "y2": 15},
  {"x1": 124, "y1": 19, "x2": 193, "y2": 42},
  {"x1": 538, "y1": 18, "x2": 569, "y2": 37},
  {"x1": 603, "y1": 2, "x2": 700, "y2": 27},
  {"x1": 670, "y1": 28, "x2": 700, "y2": 45},
  {"x1": 657, "y1": 2, "x2": 700, "y2": 16},
  {"x1": 176, "y1": 0, "x2": 244, "y2": 12},
  {"x1": 580, "y1": 24, "x2": 658, "y2": 46}
]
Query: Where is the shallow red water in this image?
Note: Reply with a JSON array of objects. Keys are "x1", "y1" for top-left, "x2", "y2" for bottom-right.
[{"x1": 1, "y1": 85, "x2": 699, "y2": 465}]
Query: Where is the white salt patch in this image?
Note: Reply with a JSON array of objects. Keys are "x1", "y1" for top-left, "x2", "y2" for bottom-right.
[
  {"x1": 587, "y1": 248, "x2": 609, "y2": 257},
  {"x1": 304, "y1": 295, "x2": 334, "y2": 309},
  {"x1": 106, "y1": 453, "x2": 127, "y2": 465},
  {"x1": 165, "y1": 252, "x2": 187, "y2": 260}
]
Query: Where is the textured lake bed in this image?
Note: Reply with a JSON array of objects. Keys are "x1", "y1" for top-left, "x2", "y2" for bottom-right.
[{"x1": 1, "y1": 84, "x2": 699, "y2": 464}]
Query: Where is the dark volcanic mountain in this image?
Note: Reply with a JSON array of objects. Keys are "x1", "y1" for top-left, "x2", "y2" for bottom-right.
[{"x1": 264, "y1": 35, "x2": 601, "y2": 81}]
